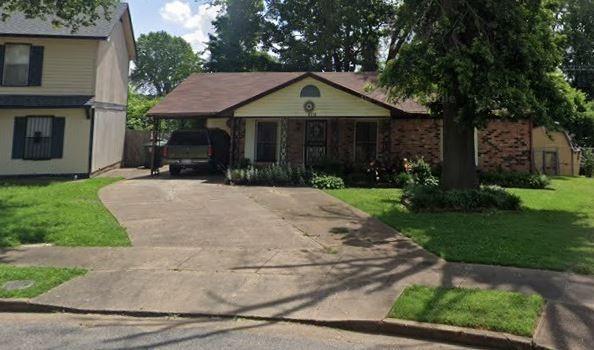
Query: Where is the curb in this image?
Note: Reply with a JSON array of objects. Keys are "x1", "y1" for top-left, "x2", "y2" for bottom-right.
[{"x1": 0, "y1": 299, "x2": 551, "y2": 350}]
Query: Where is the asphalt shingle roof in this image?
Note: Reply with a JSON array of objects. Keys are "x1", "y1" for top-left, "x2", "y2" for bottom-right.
[
  {"x1": 148, "y1": 72, "x2": 428, "y2": 117},
  {"x1": 0, "y1": 3, "x2": 129, "y2": 39}
]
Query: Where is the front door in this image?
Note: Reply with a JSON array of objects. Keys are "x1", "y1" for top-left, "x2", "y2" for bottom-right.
[
  {"x1": 543, "y1": 151, "x2": 559, "y2": 175},
  {"x1": 305, "y1": 120, "x2": 327, "y2": 165}
]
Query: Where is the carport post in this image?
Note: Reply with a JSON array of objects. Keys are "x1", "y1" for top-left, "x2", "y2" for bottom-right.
[{"x1": 150, "y1": 116, "x2": 160, "y2": 176}]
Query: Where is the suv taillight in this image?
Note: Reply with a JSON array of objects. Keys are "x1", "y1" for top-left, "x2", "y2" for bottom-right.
[
  {"x1": 162, "y1": 146, "x2": 168, "y2": 158},
  {"x1": 208, "y1": 145, "x2": 213, "y2": 157}
]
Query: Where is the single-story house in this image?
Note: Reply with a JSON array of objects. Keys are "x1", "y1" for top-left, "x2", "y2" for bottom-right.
[
  {"x1": 148, "y1": 72, "x2": 534, "y2": 173},
  {"x1": 0, "y1": 3, "x2": 135, "y2": 177}
]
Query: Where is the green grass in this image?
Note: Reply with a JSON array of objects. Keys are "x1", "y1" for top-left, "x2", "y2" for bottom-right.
[
  {"x1": 327, "y1": 177, "x2": 594, "y2": 274},
  {"x1": 388, "y1": 285, "x2": 544, "y2": 337},
  {"x1": 0, "y1": 178, "x2": 130, "y2": 247},
  {"x1": 0, "y1": 264, "x2": 86, "y2": 298}
]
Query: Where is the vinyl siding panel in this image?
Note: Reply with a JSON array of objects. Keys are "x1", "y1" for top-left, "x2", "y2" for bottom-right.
[
  {"x1": 94, "y1": 21, "x2": 130, "y2": 105},
  {"x1": 0, "y1": 109, "x2": 90, "y2": 175},
  {"x1": 91, "y1": 109, "x2": 126, "y2": 173},
  {"x1": 234, "y1": 77, "x2": 391, "y2": 118},
  {"x1": 0, "y1": 37, "x2": 97, "y2": 95}
]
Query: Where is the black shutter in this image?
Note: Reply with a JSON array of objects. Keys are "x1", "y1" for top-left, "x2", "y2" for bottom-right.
[
  {"x1": 51, "y1": 117, "x2": 65, "y2": 159},
  {"x1": 28, "y1": 46, "x2": 44, "y2": 86},
  {"x1": 12, "y1": 117, "x2": 27, "y2": 159},
  {"x1": 0, "y1": 45, "x2": 4, "y2": 86}
]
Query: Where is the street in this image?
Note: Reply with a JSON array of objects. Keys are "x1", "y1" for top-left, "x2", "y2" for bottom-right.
[{"x1": 0, "y1": 313, "x2": 473, "y2": 350}]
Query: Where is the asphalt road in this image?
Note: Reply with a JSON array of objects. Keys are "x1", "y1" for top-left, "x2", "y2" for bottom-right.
[{"x1": 0, "y1": 313, "x2": 474, "y2": 350}]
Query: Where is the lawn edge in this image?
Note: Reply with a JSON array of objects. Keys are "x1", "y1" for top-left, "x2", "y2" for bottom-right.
[{"x1": 0, "y1": 299, "x2": 552, "y2": 350}]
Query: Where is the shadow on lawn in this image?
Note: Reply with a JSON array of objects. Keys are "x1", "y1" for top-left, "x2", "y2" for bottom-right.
[{"x1": 0, "y1": 196, "x2": 56, "y2": 248}]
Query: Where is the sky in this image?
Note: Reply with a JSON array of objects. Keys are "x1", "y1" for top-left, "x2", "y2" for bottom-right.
[{"x1": 125, "y1": 0, "x2": 221, "y2": 54}]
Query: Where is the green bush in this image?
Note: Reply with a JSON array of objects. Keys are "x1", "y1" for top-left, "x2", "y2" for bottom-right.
[
  {"x1": 582, "y1": 149, "x2": 593, "y2": 177},
  {"x1": 405, "y1": 157, "x2": 439, "y2": 186},
  {"x1": 391, "y1": 172, "x2": 414, "y2": 188},
  {"x1": 311, "y1": 174, "x2": 345, "y2": 189},
  {"x1": 226, "y1": 164, "x2": 313, "y2": 186},
  {"x1": 480, "y1": 171, "x2": 550, "y2": 189},
  {"x1": 402, "y1": 184, "x2": 522, "y2": 212}
]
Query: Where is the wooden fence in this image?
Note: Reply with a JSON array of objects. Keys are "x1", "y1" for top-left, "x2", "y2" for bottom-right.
[{"x1": 123, "y1": 129, "x2": 151, "y2": 168}]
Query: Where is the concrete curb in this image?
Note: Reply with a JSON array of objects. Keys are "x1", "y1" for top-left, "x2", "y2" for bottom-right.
[{"x1": 0, "y1": 299, "x2": 551, "y2": 350}]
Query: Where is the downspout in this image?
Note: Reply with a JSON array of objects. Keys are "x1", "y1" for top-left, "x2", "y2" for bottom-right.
[{"x1": 86, "y1": 106, "x2": 95, "y2": 177}]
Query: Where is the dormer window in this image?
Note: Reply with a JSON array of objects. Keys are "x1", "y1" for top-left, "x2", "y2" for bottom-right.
[
  {"x1": 300, "y1": 85, "x2": 321, "y2": 98},
  {"x1": 3, "y1": 44, "x2": 30, "y2": 86}
]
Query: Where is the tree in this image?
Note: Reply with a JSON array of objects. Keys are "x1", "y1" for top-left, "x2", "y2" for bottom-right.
[
  {"x1": 206, "y1": 0, "x2": 280, "y2": 72},
  {"x1": 381, "y1": 0, "x2": 572, "y2": 190},
  {"x1": 265, "y1": 0, "x2": 393, "y2": 71},
  {"x1": 131, "y1": 31, "x2": 202, "y2": 96},
  {"x1": 557, "y1": 0, "x2": 594, "y2": 98},
  {"x1": 127, "y1": 88, "x2": 161, "y2": 130},
  {"x1": 0, "y1": 0, "x2": 117, "y2": 31}
]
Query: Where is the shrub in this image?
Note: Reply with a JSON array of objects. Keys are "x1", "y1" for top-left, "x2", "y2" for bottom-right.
[
  {"x1": 226, "y1": 164, "x2": 313, "y2": 186},
  {"x1": 480, "y1": 171, "x2": 550, "y2": 189},
  {"x1": 582, "y1": 149, "x2": 593, "y2": 178},
  {"x1": 311, "y1": 174, "x2": 345, "y2": 189},
  {"x1": 391, "y1": 172, "x2": 414, "y2": 188},
  {"x1": 402, "y1": 184, "x2": 522, "y2": 212},
  {"x1": 405, "y1": 157, "x2": 439, "y2": 186}
]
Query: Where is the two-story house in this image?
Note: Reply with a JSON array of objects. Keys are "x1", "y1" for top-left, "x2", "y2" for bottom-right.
[{"x1": 0, "y1": 3, "x2": 135, "y2": 177}]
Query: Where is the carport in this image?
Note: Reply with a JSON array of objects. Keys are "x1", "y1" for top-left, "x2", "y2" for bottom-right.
[{"x1": 146, "y1": 114, "x2": 233, "y2": 176}]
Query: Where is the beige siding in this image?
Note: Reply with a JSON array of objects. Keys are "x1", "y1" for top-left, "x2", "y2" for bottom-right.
[
  {"x1": 0, "y1": 37, "x2": 97, "y2": 95},
  {"x1": 91, "y1": 110, "x2": 126, "y2": 173},
  {"x1": 532, "y1": 126, "x2": 581, "y2": 176},
  {"x1": 207, "y1": 118, "x2": 231, "y2": 133},
  {"x1": 235, "y1": 77, "x2": 391, "y2": 117},
  {"x1": 94, "y1": 21, "x2": 130, "y2": 105},
  {"x1": 0, "y1": 109, "x2": 90, "y2": 175}
]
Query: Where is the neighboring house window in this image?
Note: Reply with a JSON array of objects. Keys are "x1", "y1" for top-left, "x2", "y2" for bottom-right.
[
  {"x1": 0, "y1": 44, "x2": 44, "y2": 86},
  {"x1": 256, "y1": 121, "x2": 278, "y2": 162},
  {"x1": 12, "y1": 117, "x2": 65, "y2": 160},
  {"x1": 3, "y1": 44, "x2": 30, "y2": 86},
  {"x1": 300, "y1": 85, "x2": 321, "y2": 98},
  {"x1": 355, "y1": 121, "x2": 378, "y2": 163}
]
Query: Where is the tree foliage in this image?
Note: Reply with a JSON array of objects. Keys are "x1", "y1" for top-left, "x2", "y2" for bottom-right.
[
  {"x1": 206, "y1": 0, "x2": 280, "y2": 72},
  {"x1": 0, "y1": 0, "x2": 117, "y2": 31},
  {"x1": 264, "y1": 0, "x2": 394, "y2": 71},
  {"x1": 131, "y1": 31, "x2": 202, "y2": 96},
  {"x1": 381, "y1": 0, "x2": 570, "y2": 189},
  {"x1": 558, "y1": 0, "x2": 594, "y2": 98},
  {"x1": 127, "y1": 89, "x2": 161, "y2": 130}
]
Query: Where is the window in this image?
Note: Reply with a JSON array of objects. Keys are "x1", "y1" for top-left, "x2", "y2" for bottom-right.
[
  {"x1": 3, "y1": 44, "x2": 30, "y2": 86},
  {"x1": 300, "y1": 85, "x2": 321, "y2": 98},
  {"x1": 256, "y1": 122, "x2": 278, "y2": 162},
  {"x1": 355, "y1": 121, "x2": 378, "y2": 163},
  {"x1": 24, "y1": 117, "x2": 53, "y2": 159}
]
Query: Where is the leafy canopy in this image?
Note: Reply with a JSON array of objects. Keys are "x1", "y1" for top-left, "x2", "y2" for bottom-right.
[
  {"x1": 382, "y1": 0, "x2": 570, "y2": 128},
  {"x1": 131, "y1": 31, "x2": 202, "y2": 96},
  {"x1": 0, "y1": 0, "x2": 118, "y2": 31}
]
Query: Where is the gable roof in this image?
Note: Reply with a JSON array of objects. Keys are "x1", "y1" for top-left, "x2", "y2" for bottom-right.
[
  {"x1": 0, "y1": 3, "x2": 130, "y2": 39},
  {"x1": 148, "y1": 72, "x2": 428, "y2": 118}
]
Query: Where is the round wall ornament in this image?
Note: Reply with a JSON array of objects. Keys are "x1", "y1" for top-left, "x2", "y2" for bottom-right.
[{"x1": 304, "y1": 100, "x2": 316, "y2": 113}]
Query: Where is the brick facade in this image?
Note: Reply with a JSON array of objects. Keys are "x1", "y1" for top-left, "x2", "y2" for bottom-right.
[
  {"x1": 230, "y1": 117, "x2": 532, "y2": 173},
  {"x1": 478, "y1": 119, "x2": 531, "y2": 172}
]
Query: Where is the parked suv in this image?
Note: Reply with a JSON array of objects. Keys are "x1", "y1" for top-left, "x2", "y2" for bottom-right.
[{"x1": 163, "y1": 129, "x2": 229, "y2": 176}]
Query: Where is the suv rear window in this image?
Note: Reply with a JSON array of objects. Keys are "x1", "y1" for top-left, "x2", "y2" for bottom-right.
[{"x1": 168, "y1": 130, "x2": 209, "y2": 146}]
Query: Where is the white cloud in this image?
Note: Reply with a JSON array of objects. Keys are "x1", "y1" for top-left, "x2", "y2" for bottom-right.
[{"x1": 160, "y1": 1, "x2": 221, "y2": 54}]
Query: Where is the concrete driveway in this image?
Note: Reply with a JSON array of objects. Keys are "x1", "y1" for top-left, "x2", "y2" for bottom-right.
[{"x1": 1, "y1": 169, "x2": 593, "y2": 350}]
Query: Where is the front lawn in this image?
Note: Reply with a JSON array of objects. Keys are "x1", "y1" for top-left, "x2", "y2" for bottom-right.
[
  {"x1": 327, "y1": 177, "x2": 594, "y2": 274},
  {"x1": 0, "y1": 178, "x2": 130, "y2": 247},
  {"x1": 0, "y1": 264, "x2": 86, "y2": 298},
  {"x1": 388, "y1": 285, "x2": 544, "y2": 337}
]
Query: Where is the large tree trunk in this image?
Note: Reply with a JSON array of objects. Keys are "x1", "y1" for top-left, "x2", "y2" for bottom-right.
[{"x1": 441, "y1": 102, "x2": 479, "y2": 190}]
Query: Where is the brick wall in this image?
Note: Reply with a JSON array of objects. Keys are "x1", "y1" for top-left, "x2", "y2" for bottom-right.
[
  {"x1": 479, "y1": 120, "x2": 531, "y2": 172},
  {"x1": 391, "y1": 119, "x2": 443, "y2": 166}
]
